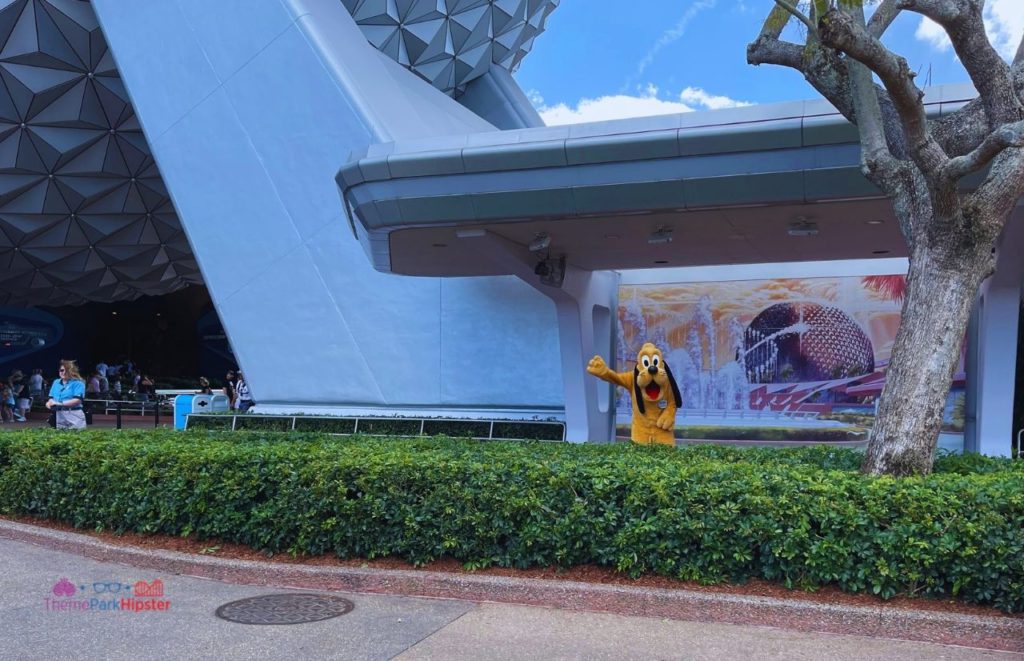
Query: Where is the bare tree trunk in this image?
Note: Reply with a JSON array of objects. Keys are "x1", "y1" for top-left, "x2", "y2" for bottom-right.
[
  {"x1": 862, "y1": 243, "x2": 990, "y2": 476},
  {"x1": 751, "y1": 0, "x2": 1024, "y2": 475}
]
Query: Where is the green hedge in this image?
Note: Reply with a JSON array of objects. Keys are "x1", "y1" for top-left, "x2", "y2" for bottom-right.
[
  {"x1": 187, "y1": 415, "x2": 565, "y2": 441},
  {"x1": 293, "y1": 418, "x2": 357, "y2": 434},
  {"x1": 614, "y1": 425, "x2": 863, "y2": 443},
  {"x1": 0, "y1": 431, "x2": 1021, "y2": 612},
  {"x1": 186, "y1": 416, "x2": 233, "y2": 430},
  {"x1": 672, "y1": 426, "x2": 864, "y2": 443},
  {"x1": 234, "y1": 416, "x2": 292, "y2": 433}
]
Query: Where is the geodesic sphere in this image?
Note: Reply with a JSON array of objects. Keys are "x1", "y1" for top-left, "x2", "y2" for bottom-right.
[
  {"x1": 341, "y1": 0, "x2": 560, "y2": 96},
  {"x1": 744, "y1": 302, "x2": 875, "y2": 383}
]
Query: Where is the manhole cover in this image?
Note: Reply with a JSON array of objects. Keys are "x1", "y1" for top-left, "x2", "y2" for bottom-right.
[{"x1": 215, "y1": 593, "x2": 354, "y2": 625}]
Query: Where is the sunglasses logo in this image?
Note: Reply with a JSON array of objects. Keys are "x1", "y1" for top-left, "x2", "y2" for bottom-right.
[{"x1": 92, "y1": 582, "x2": 129, "y2": 594}]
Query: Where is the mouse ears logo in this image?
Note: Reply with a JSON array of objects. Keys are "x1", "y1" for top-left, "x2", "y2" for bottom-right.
[{"x1": 52, "y1": 578, "x2": 76, "y2": 597}]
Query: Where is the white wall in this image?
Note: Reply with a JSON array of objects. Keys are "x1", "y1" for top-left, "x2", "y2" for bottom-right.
[{"x1": 91, "y1": 0, "x2": 562, "y2": 412}]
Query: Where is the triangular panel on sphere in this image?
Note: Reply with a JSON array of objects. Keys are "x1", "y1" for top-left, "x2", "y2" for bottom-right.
[{"x1": 0, "y1": 0, "x2": 38, "y2": 62}]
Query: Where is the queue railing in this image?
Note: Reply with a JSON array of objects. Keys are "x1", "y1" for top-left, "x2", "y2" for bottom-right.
[{"x1": 82, "y1": 396, "x2": 171, "y2": 429}]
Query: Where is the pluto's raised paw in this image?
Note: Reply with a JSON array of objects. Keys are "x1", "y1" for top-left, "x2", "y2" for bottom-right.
[{"x1": 586, "y1": 355, "x2": 608, "y2": 376}]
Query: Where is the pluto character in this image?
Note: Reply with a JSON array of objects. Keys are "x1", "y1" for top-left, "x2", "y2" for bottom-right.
[{"x1": 587, "y1": 342, "x2": 681, "y2": 445}]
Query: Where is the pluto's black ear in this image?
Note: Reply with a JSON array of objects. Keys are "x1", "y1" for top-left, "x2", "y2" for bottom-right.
[
  {"x1": 633, "y1": 366, "x2": 645, "y2": 414},
  {"x1": 665, "y1": 362, "x2": 682, "y2": 408}
]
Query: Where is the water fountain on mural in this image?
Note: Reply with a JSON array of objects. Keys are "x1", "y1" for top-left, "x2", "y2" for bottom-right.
[
  {"x1": 616, "y1": 293, "x2": 648, "y2": 411},
  {"x1": 619, "y1": 294, "x2": 755, "y2": 414}
]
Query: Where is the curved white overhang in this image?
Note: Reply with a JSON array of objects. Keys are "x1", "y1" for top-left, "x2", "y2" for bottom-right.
[{"x1": 338, "y1": 83, "x2": 979, "y2": 276}]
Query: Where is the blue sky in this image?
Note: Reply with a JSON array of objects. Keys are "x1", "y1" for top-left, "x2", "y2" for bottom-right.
[{"x1": 513, "y1": 0, "x2": 1023, "y2": 125}]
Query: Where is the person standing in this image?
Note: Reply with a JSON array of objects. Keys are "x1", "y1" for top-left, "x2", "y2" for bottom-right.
[
  {"x1": 86, "y1": 370, "x2": 102, "y2": 397},
  {"x1": 223, "y1": 370, "x2": 237, "y2": 410},
  {"x1": 136, "y1": 373, "x2": 154, "y2": 414},
  {"x1": 28, "y1": 368, "x2": 44, "y2": 403},
  {"x1": 234, "y1": 370, "x2": 255, "y2": 413},
  {"x1": 8, "y1": 370, "x2": 26, "y2": 422},
  {"x1": 1, "y1": 384, "x2": 12, "y2": 423},
  {"x1": 198, "y1": 376, "x2": 212, "y2": 395},
  {"x1": 137, "y1": 374, "x2": 155, "y2": 399},
  {"x1": 46, "y1": 360, "x2": 86, "y2": 430}
]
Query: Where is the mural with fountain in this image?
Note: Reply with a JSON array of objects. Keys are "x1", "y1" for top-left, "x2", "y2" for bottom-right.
[
  {"x1": 613, "y1": 275, "x2": 928, "y2": 440},
  {"x1": 618, "y1": 292, "x2": 764, "y2": 421}
]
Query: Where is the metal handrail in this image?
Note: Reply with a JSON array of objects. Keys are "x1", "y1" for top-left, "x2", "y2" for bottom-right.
[
  {"x1": 84, "y1": 396, "x2": 171, "y2": 413},
  {"x1": 82, "y1": 396, "x2": 169, "y2": 429},
  {"x1": 185, "y1": 412, "x2": 567, "y2": 441}
]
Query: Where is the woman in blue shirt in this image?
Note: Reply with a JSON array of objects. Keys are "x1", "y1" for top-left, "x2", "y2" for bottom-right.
[{"x1": 46, "y1": 360, "x2": 86, "y2": 430}]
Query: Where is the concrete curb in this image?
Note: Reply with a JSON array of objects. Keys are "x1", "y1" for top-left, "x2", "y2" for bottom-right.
[{"x1": 1, "y1": 519, "x2": 1021, "y2": 652}]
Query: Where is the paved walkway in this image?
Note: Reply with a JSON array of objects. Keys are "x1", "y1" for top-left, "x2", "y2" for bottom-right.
[{"x1": 0, "y1": 532, "x2": 1018, "y2": 660}]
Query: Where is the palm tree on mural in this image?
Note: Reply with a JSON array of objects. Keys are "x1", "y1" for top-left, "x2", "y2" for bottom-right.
[{"x1": 861, "y1": 275, "x2": 907, "y2": 304}]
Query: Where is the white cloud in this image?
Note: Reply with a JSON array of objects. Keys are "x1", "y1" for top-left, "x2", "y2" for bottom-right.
[
  {"x1": 679, "y1": 87, "x2": 754, "y2": 110},
  {"x1": 534, "y1": 88, "x2": 694, "y2": 126},
  {"x1": 984, "y1": 0, "x2": 1024, "y2": 60},
  {"x1": 914, "y1": 16, "x2": 951, "y2": 53},
  {"x1": 529, "y1": 86, "x2": 753, "y2": 126},
  {"x1": 915, "y1": 0, "x2": 1024, "y2": 60}
]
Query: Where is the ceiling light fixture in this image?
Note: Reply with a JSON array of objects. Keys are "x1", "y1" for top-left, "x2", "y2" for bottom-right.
[
  {"x1": 647, "y1": 226, "x2": 673, "y2": 245},
  {"x1": 865, "y1": 219, "x2": 884, "y2": 225},
  {"x1": 529, "y1": 232, "x2": 551, "y2": 253},
  {"x1": 787, "y1": 219, "x2": 818, "y2": 236}
]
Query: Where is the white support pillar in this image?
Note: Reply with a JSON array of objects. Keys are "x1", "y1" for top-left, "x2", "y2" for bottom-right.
[
  {"x1": 458, "y1": 231, "x2": 619, "y2": 442},
  {"x1": 968, "y1": 214, "x2": 1024, "y2": 457},
  {"x1": 971, "y1": 283, "x2": 1021, "y2": 457},
  {"x1": 555, "y1": 268, "x2": 619, "y2": 443}
]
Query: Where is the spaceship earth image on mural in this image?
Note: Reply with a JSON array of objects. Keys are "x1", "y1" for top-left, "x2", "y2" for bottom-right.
[{"x1": 744, "y1": 302, "x2": 875, "y2": 383}]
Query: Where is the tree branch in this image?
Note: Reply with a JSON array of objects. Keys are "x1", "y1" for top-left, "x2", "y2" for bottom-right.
[
  {"x1": 841, "y1": 1, "x2": 896, "y2": 175},
  {"x1": 746, "y1": 37, "x2": 803, "y2": 70},
  {"x1": 866, "y1": 0, "x2": 903, "y2": 38},
  {"x1": 942, "y1": 119, "x2": 1024, "y2": 181},
  {"x1": 932, "y1": 63, "x2": 1024, "y2": 158},
  {"x1": 818, "y1": 9, "x2": 948, "y2": 174},
  {"x1": 902, "y1": 0, "x2": 1022, "y2": 125},
  {"x1": 758, "y1": 3, "x2": 792, "y2": 41},
  {"x1": 772, "y1": 0, "x2": 817, "y2": 34},
  {"x1": 889, "y1": 163, "x2": 929, "y2": 250},
  {"x1": 896, "y1": 0, "x2": 959, "y2": 22},
  {"x1": 964, "y1": 144, "x2": 1024, "y2": 236},
  {"x1": 747, "y1": 10, "x2": 911, "y2": 160}
]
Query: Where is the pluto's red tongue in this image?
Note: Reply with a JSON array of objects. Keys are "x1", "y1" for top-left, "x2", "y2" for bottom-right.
[{"x1": 644, "y1": 383, "x2": 661, "y2": 399}]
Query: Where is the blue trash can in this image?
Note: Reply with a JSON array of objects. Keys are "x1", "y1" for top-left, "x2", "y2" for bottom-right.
[{"x1": 174, "y1": 394, "x2": 195, "y2": 430}]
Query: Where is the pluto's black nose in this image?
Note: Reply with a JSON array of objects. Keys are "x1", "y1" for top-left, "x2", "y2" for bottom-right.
[{"x1": 647, "y1": 365, "x2": 657, "y2": 375}]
